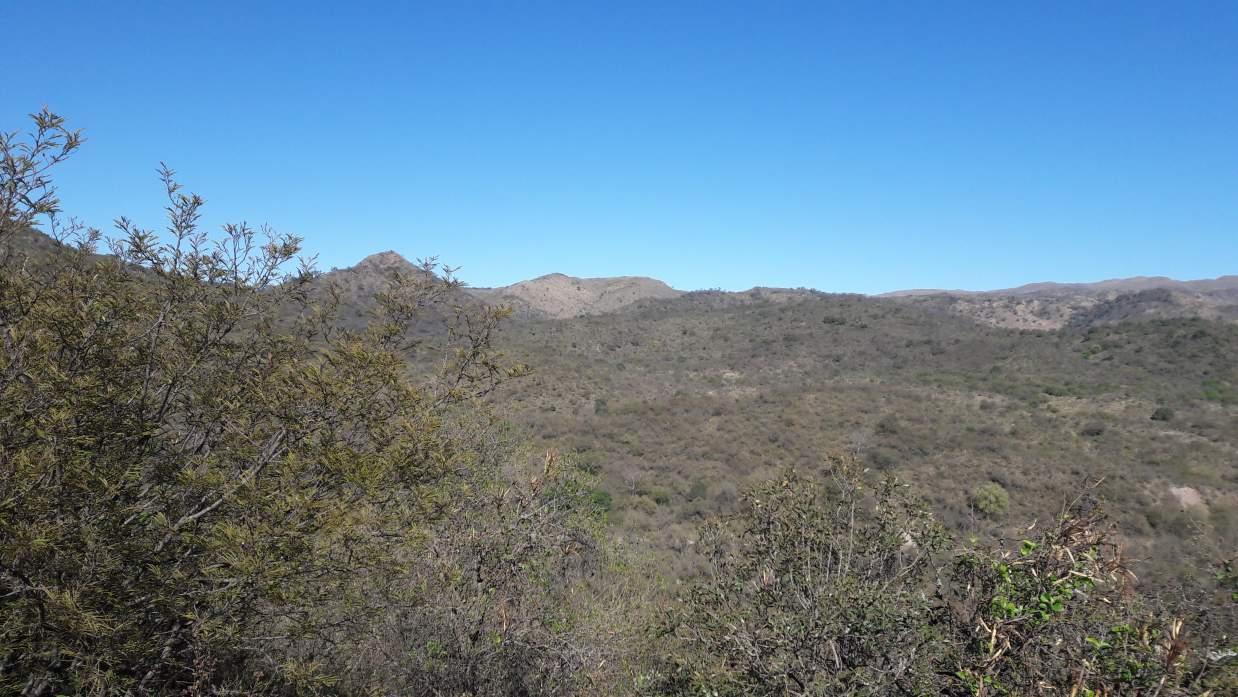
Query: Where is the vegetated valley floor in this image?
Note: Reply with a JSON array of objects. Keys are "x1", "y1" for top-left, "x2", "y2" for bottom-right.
[{"x1": 483, "y1": 288, "x2": 1237, "y2": 589}]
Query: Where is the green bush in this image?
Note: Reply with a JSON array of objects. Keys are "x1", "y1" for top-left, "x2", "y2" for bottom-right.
[
  {"x1": 1202, "y1": 378, "x2": 1237, "y2": 404},
  {"x1": 971, "y1": 481, "x2": 1010, "y2": 517},
  {"x1": 589, "y1": 487, "x2": 614, "y2": 512},
  {"x1": 0, "y1": 111, "x2": 637, "y2": 696}
]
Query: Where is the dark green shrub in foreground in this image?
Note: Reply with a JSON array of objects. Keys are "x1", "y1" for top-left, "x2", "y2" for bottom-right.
[{"x1": 0, "y1": 111, "x2": 638, "y2": 696}]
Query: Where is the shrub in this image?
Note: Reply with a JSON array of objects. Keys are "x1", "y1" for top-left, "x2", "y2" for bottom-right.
[
  {"x1": 0, "y1": 111, "x2": 635, "y2": 696},
  {"x1": 646, "y1": 462, "x2": 1234, "y2": 696},
  {"x1": 686, "y1": 479, "x2": 708, "y2": 501},
  {"x1": 589, "y1": 487, "x2": 615, "y2": 512},
  {"x1": 971, "y1": 481, "x2": 1010, "y2": 517},
  {"x1": 1151, "y1": 406, "x2": 1176, "y2": 421},
  {"x1": 713, "y1": 481, "x2": 738, "y2": 508},
  {"x1": 647, "y1": 459, "x2": 948, "y2": 695},
  {"x1": 1081, "y1": 423, "x2": 1107, "y2": 437},
  {"x1": 350, "y1": 452, "x2": 640, "y2": 696}
]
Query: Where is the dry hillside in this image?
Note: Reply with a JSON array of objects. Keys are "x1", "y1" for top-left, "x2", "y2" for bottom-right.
[{"x1": 467, "y1": 272, "x2": 681, "y2": 319}]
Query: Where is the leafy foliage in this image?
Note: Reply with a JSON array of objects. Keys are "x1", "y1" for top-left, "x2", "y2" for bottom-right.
[
  {"x1": 0, "y1": 111, "x2": 634, "y2": 696},
  {"x1": 971, "y1": 482, "x2": 1010, "y2": 517},
  {"x1": 649, "y1": 459, "x2": 948, "y2": 695},
  {"x1": 647, "y1": 461, "x2": 1235, "y2": 696}
]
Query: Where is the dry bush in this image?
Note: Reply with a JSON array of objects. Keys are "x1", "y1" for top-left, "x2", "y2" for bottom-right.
[{"x1": 646, "y1": 459, "x2": 1235, "y2": 696}]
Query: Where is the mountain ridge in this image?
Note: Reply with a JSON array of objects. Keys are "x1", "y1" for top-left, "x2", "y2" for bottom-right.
[
  {"x1": 880, "y1": 274, "x2": 1238, "y2": 298},
  {"x1": 336, "y1": 248, "x2": 1235, "y2": 300},
  {"x1": 324, "y1": 247, "x2": 1237, "y2": 326},
  {"x1": 7, "y1": 231, "x2": 1235, "y2": 325}
]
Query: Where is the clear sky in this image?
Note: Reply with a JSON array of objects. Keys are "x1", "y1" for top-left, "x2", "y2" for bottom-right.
[{"x1": 5, "y1": 1, "x2": 1236, "y2": 293}]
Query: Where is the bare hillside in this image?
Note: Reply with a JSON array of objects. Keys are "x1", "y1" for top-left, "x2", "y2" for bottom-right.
[
  {"x1": 882, "y1": 274, "x2": 1238, "y2": 298},
  {"x1": 467, "y1": 272, "x2": 682, "y2": 319},
  {"x1": 885, "y1": 276, "x2": 1238, "y2": 329}
]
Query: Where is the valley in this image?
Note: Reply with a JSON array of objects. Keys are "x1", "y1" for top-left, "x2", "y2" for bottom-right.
[{"x1": 317, "y1": 252, "x2": 1238, "y2": 590}]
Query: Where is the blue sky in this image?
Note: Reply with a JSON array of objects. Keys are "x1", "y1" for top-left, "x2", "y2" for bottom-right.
[{"x1": 5, "y1": 1, "x2": 1236, "y2": 293}]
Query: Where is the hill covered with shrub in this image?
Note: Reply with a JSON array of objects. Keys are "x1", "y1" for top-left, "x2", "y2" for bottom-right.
[
  {"x1": 484, "y1": 284, "x2": 1237, "y2": 590},
  {"x1": 2, "y1": 111, "x2": 1234, "y2": 695}
]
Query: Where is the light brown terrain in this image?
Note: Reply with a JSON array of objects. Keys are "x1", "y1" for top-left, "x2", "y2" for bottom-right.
[{"x1": 466, "y1": 272, "x2": 682, "y2": 319}]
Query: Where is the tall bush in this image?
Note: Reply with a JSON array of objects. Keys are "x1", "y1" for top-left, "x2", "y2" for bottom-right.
[
  {"x1": 0, "y1": 110, "x2": 636, "y2": 696},
  {"x1": 647, "y1": 457, "x2": 1234, "y2": 695}
]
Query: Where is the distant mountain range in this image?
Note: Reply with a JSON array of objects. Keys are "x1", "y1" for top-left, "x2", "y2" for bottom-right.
[
  {"x1": 324, "y1": 252, "x2": 680, "y2": 321},
  {"x1": 880, "y1": 275, "x2": 1238, "y2": 298},
  {"x1": 332, "y1": 249, "x2": 1237, "y2": 325},
  {"x1": 884, "y1": 278, "x2": 1238, "y2": 330},
  {"x1": 8, "y1": 229, "x2": 1237, "y2": 328}
]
